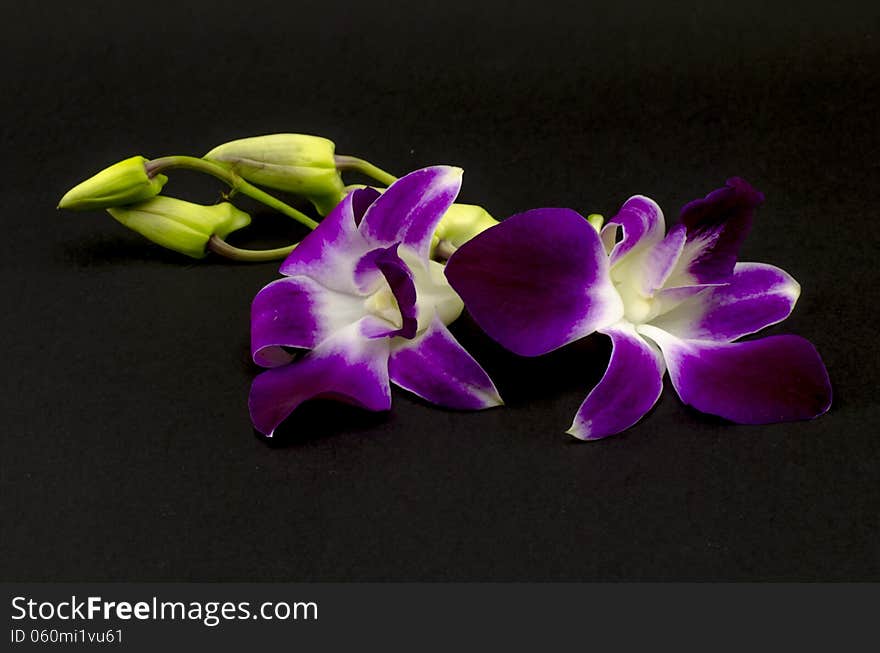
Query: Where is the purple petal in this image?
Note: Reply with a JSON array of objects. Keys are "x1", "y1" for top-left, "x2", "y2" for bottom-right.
[
  {"x1": 358, "y1": 166, "x2": 462, "y2": 260},
  {"x1": 640, "y1": 325, "x2": 832, "y2": 424},
  {"x1": 651, "y1": 262, "x2": 800, "y2": 342},
  {"x1": 444, "y1": 208, "x2": 624, "y2": 357},
  {"x1": 567, "y1": 323, "x2": 666, "y2": 440},
  {"x1": 251, "y1": 275, "x2": 366, "y2": 367},
  {"x1": 389, "y1": 317, "x2": 502, "y2": 409},
  {"x1": 278, "y1": 188, "x2": 376, "y2": 293},
  {"x1": 351, "y1": 186, "x2": 381, "y2": 224},
  {"x1": 373, "y1": 246, "x2": 418, "y2": 339},
  {"x1": 604, "y1": 195, "x2": 666, "y2": 265},
  {"x1": 248, "y1": 320, "x2": 392, "y2": 436},
  {"x1": 354, "y1": 245, "x2": 418, "y2": 339},
  {"x1": 669, "y1": 177, "x2": 765, "y2": 284}
]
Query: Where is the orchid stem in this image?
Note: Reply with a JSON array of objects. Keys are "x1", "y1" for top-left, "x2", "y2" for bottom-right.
[
  {"x1": 145, "y1": 156, "x2": 319, "y2": 230},
  {"x1": 334, "y1": 155, "x2": 399, "y2": 186},
  {"x1": 207, "y1": 235, "x2": 298, "y2": 262}
]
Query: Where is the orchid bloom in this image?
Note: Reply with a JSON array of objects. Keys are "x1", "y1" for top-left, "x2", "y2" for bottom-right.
[
  {"x1": 445, "y1": 178, "x2": 832, "y2": 439},
  {"x1": 248, "y1": 166, "x2": 502, "y2": 436}
]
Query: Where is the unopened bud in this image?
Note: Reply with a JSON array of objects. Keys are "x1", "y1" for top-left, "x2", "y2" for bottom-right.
[
  {"x1": 203, "y1": 134, "x2": 345, "y2": 215},
  {"x1": 58, "y1": 156, "x2": 167, "y2": 211},
  {"x1": 107, "y1": 197, "x2": 251, "y2": 259},
  {"x1": 431, "y1": 203, "x2": 499, "y2": 257},
  {"x1": 587, "y1": 213, "x2": 604, "y2": 232}
]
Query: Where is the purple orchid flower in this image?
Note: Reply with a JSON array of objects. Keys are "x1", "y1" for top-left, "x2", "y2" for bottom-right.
[
  {"x1": 249, "y1": 166, "x2": 502, "y2": 436},
  {"x1": 445, "y1": 178, "x2": 832, "y2": 439}
]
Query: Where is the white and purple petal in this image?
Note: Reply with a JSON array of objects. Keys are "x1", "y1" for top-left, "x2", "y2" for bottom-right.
[
  {"x1": 650, "y1": 262, "x2": 800, "y2": 342},
  {"x1": 251, "y1": 275, "x2": 367, "y2": 367},
  {"x1": 603, "y1": 195, "x2": 666, "y2": 266},
  {"x1": 650, "y1": 282, "x2": 729, "y2": 320},
  {"x1": 567, "y1": 323, "x2": 666, "y2": 440},
  {"x1": 639, "y1": 225, "x2": 687, "y2": 294},
  {"x1": 665, "y1": 177, "x2": 764, "y2": 286},
  {"x1": 444, "y1": 208, "x2": 624, "y2": 357},
  {"x1": 389, "y1": 316, "x2": 502, "y2": 410},
  {"x1": 278, "y1": 188, "x2": 377, "y2": 294},
  {"x1": 248, "y1": 320, "x2": 392, "y2": 436},
  {"x1": 359, "y1": 166, "x2": 462, "y2": 260},
  {"x1": 639, "y1": 325, "x2": 832, "y2": 424}
]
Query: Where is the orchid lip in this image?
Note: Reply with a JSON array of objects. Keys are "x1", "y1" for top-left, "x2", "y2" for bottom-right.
[{"x1": 365, "y1": 285, "x2": 404, "y2": 329}]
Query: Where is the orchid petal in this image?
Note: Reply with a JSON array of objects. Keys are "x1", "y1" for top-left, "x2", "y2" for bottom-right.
[
  {"x1": 251, "y1": 275, "x2": 366, "y2": 367},
  {"x1": 351, "y1": 186, "x2": 382, "y2": 224},
  {"x1": 651, "y1": 262, "x2": 800, "y2": 342},
  {"x1": 248, "y1": 320, "x2": 392, "y2": 436},
  {"x1": 567, "y1": 323, "x2": 665, "y2": 440},
  {"x1": 599, "y1": 222, "x2": 618, "y2": 256},
  {"x1": 358, "y1": 315, "x2": 403, "y2": 339},
  {"x1": 650, "y1": 282, "x2": 729, "y2": 319},
  {"x1": 641, "y1": 226, "x2": 687, "y2": 294},
  {"x1": 604, "y1": 195, "x2": 666, "y2": 266},
  {"x1": 389, "y1": 316, "x2": 502, "y2": 409},
  {"x1": 665, "y1": 177, "x2": 764, "y2": 286},
  {"x1": 359, "y1": 166, "x2": 462, "y2": 260},
  {"x1": 639, "y1": 325, "x2": 832, "y2": 424},
  {"x1": 278, "y1": 188, "x2": 377, "y2": 294},
  {"x1": 444, "y1": 208, "x2": 624, "y2": 357},
  {"x1": 373, "y1": 246, "x2": 418, "y2": 338}
]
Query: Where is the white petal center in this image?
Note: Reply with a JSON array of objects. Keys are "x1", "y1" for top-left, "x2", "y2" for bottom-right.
[
  {"x1": 398, "y1": 246, "x2": 464, "y2": 332},
  {"x1": 610, "y1": 249, "x2": 661, "y2": 325},
  {"x1": 364, "y1": 283, "x2": 403, "y2": 329}
]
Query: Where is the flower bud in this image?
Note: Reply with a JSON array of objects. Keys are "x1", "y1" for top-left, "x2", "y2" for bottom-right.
[
  {"x1": 203, "y1": 134, "x2": 345, "y2": 215},
  {"x1": 58, "y1": 156, "x2": 167, "y2": 211},
  {"x1": 587, "y1": 213, "x2": 604, "y2": 232},
  {"x1": 107, "y1": 197, "x2": 251, "y2": 259},
  {"x1": 431, "y1": 203, "x2": 499, "y2": 257}
]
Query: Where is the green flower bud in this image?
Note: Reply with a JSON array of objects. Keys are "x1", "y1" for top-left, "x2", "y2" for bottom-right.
[
  {"x1": 58, "y1": 156, "x2": 167, "y2": 211},
  {"x1": 587, "y1": 213, "x2": 604, "y2": 232},
  {"x1": 203, "y1": 134, "x2": 345, "y2": 215},
  {"x1": 107, "y1": 197, "x2": 251, "y2": 259},
  {"x1": 431, "y1": 203, "x2": 499, "y2": 257}
]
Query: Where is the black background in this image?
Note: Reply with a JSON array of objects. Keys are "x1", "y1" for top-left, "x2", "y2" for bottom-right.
[{"x1": 2, "y1": 1, "x2": 878, "y2": 581}]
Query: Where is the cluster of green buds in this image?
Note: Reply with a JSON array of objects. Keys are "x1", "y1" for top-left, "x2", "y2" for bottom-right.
[{"x1": 58, "y1": 134, "x2": 498, "y2": 262}]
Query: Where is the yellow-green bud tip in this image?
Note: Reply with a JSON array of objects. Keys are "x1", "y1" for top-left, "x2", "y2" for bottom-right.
[
  {"x1": 432, "y1": 203, "x2": 499, "y2": 254},
  {"x1": 58, "y1": 156, "x2": 167, "y2": 211},
  {"x1": 587, "y1": 214, "x2": 604, "y2": 232}
]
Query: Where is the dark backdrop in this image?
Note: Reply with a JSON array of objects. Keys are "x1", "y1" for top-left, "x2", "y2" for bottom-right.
[{"x1": 2, "y1": 0, "x2": 878, "y2": 581}]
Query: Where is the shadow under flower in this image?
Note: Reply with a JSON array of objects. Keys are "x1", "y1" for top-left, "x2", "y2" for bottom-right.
[
  {"x1": 448, "y1": 313, "x2": 612, "y2": 406},
  {"x1": 60, "y1": 235, "x2": 193, "y2": 267},
  {"x1": 256, "y1": 399, "x2": 390, "y2": 449}
]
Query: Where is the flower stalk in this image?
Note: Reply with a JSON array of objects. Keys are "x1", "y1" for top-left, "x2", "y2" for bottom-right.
[
  {"x1": 207, "y1": 236, "x2": 298, "y2": 263},
  {"x1": 333, "y1": 155, "x2": 399, "y2": 186},
  {"x1": 144, "y1": 156, "x2": 319, "y2": 230}
]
